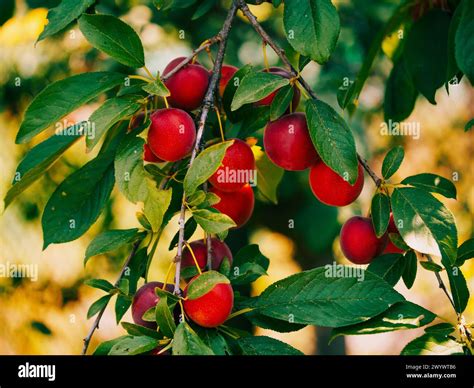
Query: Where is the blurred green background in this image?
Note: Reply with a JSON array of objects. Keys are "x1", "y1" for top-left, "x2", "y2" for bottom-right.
[{"x1": 0, "y1": 0, "x2": 472, "y2": 355}]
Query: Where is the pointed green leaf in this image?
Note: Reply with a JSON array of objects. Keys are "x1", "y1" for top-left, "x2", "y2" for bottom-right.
[
  {"x1": 108, "y1": 335, "x2": 158, "y2": 355},
  {"x1": 401, "y1": 332, "x2": 464, "y2": 355},
  {"x1": 143, "y1": 182, "x2": 172, "y2": 232},
  {"x1": 252, "y1": 145, "x2": 284, "y2": 204},
  {"x1": 270, "y1": 84, "x2": 294, "y2": 120},
  {"x1": 237, "y1": 336, "x2": 303, "y2": 355},
  {"x1": 446, "y1": 266, "x2": 469, "y2": 313},
  {"x1": 455, "y1": 0, "x2": 474, "y2": 84},
  {"x1": 84, "y1": 278, "x2": 115, "y2": 292},
  {"x1": 420, "y1": 261, "x2": 443, "y2": 272},
  {"x1": 402, "y1": 250, "x2": 418, "y2": 289},
  {"x1": 456, "y1": 238, "x2": 474, "y2": 267},
  {"x1": 367, "y1": 253, "x2": 405, "y2": 286},
  {"x1": 186, "y1": 271, "x2": 230, "y2": 300},
  {"x1": 382, "y1": 146, "x2": 404, "y2": 180},
  {"x1": 172, "y1": 322, "x2": 214, "y2": 355},
  {"x1": 142, "y1": 78, "x2": 170, "y2": 97},
  {"x1": 87, "y1": 294, "x2": 111, "y2": 319},
  {"x1": 401, "y1": 173, "x2": 457, "y2": 199},
  {"x1": 371, "y1": 192, "x2": 391, "y2": 237},
  {"x1": 85, "y1": 228, "x2": 142, "y2": 264},
  {"x1": 192, "y1": 208, "x2": 236, "y2": 234},
  {"x1": 155, "y1": 295, "x2": 177, "y2": 337}
]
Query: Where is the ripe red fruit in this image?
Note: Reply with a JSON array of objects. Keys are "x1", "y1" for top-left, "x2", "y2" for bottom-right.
[
  {"x1": 163, "y1": 57, "x2": 210, "y2": 111},
  {"x1": 218, "y1": 65, "x2": 238, "y2": 97},
  {"x1": 132, "y1": 282, "x2": 174, "y2": 329},
  {"x1": 147, "y1": 108, "x2": 196, "y2": 162},
  {"x1": 210, "y1": 185, "x2": 254, "y2": 228},
  {"x1": 340, "y1": 216, "x2": 388, "y2": 265},
  {"x1": 256, "y1": 67, "x2": 301, "y2": 109},
  {"x1": 208, "y1": 139, "x2": 256, "y2": 192},
  {"x1": 264, "y1": 113, "x2": 319, "y2": 171},
  {"x1": 182, "y1": 238, "x2": 233, "y2": 271},
  {"x1": 143, "y1": 143, "x2": 164, "y2": 163},
  {"x1": 383, "y1": 214, "x2": 405, "y2": 254},
  {"x1": 183, "y1": 275, "x2": 234, "y2": 328},
  {"x1": 309, "y1": 161, "x2": 365, "y2": 207}
]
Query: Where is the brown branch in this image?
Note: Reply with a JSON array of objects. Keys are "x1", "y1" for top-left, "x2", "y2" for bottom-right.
[
  {"x1": 81, "y1": 240, "x2": 141, "y2": 355},
  {"x1": 425, "y1": 255, "x2": 457, "y2": 312},
  {"x1": 173, "y1": 1, "x2": 239, "y2": 294},
  {"x1": 237, "y1": 0, "x2": 383, "y2": 186}
]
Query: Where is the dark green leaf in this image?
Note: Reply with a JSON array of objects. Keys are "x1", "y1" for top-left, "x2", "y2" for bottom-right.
[
  {"x1": 367, "y1": 253, "x2": 405, "y2": 286},
  {"x1": 172, "y1": 322, "x2": 214, "y2": 355},
  {"x1": 230, "y1": 244, "x2": 270, "y2": 285},
  {"x1": 283, "y1": 0, "x2": 340, "y2": 64},
  {"x1": 246, "y1": 312, "x2": 306, "y2": 333},
  {"x1": 401, "y1": 332, "x2": 464, "y2": 355},
  {"x1": 16, "y1": 72, "x2": 124, "y2": 143},
  {"x1": 121, "y1": 322, "x2": 162, "y2": 339},
  {"x1": 109, "y1": 335, "x2": 158, "y2": 355},
  {"x1": 270, "y1": 85, "x2": 294, "y2": 120},
  {"x1": 195, "y1": 328, "x2": 230, "y2": 355},
  {"x1": 465, "y1": 118, "x2": 474, "y2": 132},
  {"x1": 223, "y1": 65, "x2": 253, "y2": 123},
  {"x1": 155, "y1": 294, "x2": 177, "y2": 338},
  {"x1": 0, "y1": 0, "x2": 15, "y2": 26},
  {"x1": 87, "y1": 295, "x2": 111, "y2": 319},
  {"x1": 446, "y1": 265, "x2": 470, "y2": 313},
  {"x1": 402, "y1": 250, "x2": 418, "y2": 289},
  {"x1": 115, "y1": 294, "x2": 132, "y2": 323},
  {"x1": 252, "y1": 145, "x2": 284, "y2": 204},
  {"x1": 391, "y1": 188, "x2": 458, "y2": 265},
  {"x1": 192, "y1": 0, "x2": 216, "y2": 19},
  {"x1": 371, "y1": 192, "x2": 391, "y2": 238},
  {"x1": 446, "y1": 1, "x2": 463, "y2": 89},
  {"x1": 84, "y1": 278, "x2": 115, "y2": 292},
  {"x1": 31, "y1": 321, "x2": 52, "y2": 335},
  {"x1": 456, "y1": 238, "x2": 474, "y2": 266},
  {"x1": 389, "y1": 233, "x2": 410, "y2": 251},
  {"x1": 237, "y1": 336, "x2": 303, "y2": 355},
  {"x1": 85, "y1": 228, "x2": 141, "y2": 264},
  {"x1": 192, "y1": 208, "x2": 236, "y2": 234},
  {"x1": 93, "y1": 335, "x2": 131, "y2": 355},
  {"x1": 382, "y1": 146, "x2": 404, "y2": 180},
  {"x1": 186, "y1": 271, "x2": 230, "y2": 300},
  {"x1": 420, "y1": 261, "x2": 443, "y2": 272},
  {"x1": 168, "y1": 218, "x2": 197, "y2": 250},
  {"x1": 42, "y1": 152, "x2": 115, "y2": 248},
  {"x1": 331, "y1": 301, "x2": 436, "y2": 339},
  {"x1": 306, "y1": 99, "x2": 358, "y2": 184},
  {"x1": 401, "y1": 173, "x2": 457, "y2": 199},
  {"x1": 455, "y1": 0, "x2": 474, "y2": 84},
  {"x1": 78, "y1": 14, "x2": 145, "y2": 68},
  {"x1": 252, "y1": 267, "x2": 404, "y2": 327},
  {"x1": 424, "y1": 323, "x2": 455, "y2": 336}
]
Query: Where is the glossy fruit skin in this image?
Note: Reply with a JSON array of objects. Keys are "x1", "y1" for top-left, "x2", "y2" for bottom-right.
[
  {"x1": 210, "y1": 185, "x2": 254, "y2": 228},
  {"x1": 208, "y1": 139, "x2": 256, "y2": 192},
  {"x1": 264, "y1": 113, "x2": 319, "y2": 171},
  {"x1": 183, "y1": 278, "x2": 234, "y2": 328},
  {"x1": 181, "y1": 238, "x2": 233, "y2": 271},
  {"x1": 340, "y1": 216, "x2": 388, "y2": 265},
  {"x1": 256, "y1": 67, "x2": 301, "y2": 109},
  {"x1": 132, "y1": 282, "x2": 174, "y2": 329},
  {"x1": 147, "y1": 108, "x2": 196, "y2": 162},
  {"x1": 383, "y1": 213, "x2": 405, "y2": 254},
  {"x1": 163, "y1": 57, "x2": 210, "y2": 111},
  {"x1": 309, "y1": 161, "x2": 365, "y2": 207},
  {"x1": 143, "y1": 143, "x2": 164, "y2": 163},
  {"x1": 218, "y1": 65, "x2": 238, "y2": 97}
]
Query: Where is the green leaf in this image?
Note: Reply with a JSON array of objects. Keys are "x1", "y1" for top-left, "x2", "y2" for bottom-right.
[
  {"x1": 252, "y1": 267, "x2": 404, "y2": 327},
  {"x1": 192, "y1": 208, "x2": 236, "y2": 234},
  {"x1": 142, "y1": 78, "x2": 170, "y2": 97},
  {"x1": 424, "y1": 323, "x2": 455, "y2": 336},
  {"x1": 168, "y1": 218, "x2": 197, "y2": 250},
  {"x1": 184, "y1": 141, "x2": 233, "y2": 195},
  {"x1": 42, "y1": 152, "x2": 115, "y2": 248},
  {"x1": 405, "y1": 10, "x2": 451, "y2": 104},
  {"x1": 155, "y1": 294, "x2": 177, "y2": 338},
  {"x1": 223, "y1": 65, "x2": 253, "y2": 123},
  {"x1": 391, "y1": 188, "x2": 458, "y2": 265},
  {"x1": 456, "y1": 238, "x2": 474, "y2": 266},
  {"x1": 186, "y1": 271, "x2": 230, "y2": 300},
  {"x1": 231, "y1": 72, "x2": 289, "y2": 111},
  {"x1": 237, "y1": 336, "x2": 303, "y2": 355},
  {"x1": 87, "y1": 294, "x2": 111, "y2": 319},
  {"x1": 384, "y1": 56, "x2": 418, "y2": 122},
  {"x1": 402, "y1": 250, "x2": 418, "y2": 289},
  {"x1": 367, "y1": 253, "x2": 405, "y2": 286},
  {"x1": 86, "y1": 95, "x2": 142, "y2": 151},
  {"x1": 331, "y1": 301, "x2": 436, "y2": 340},
  {"x1": 245, "y1": 312, "x2": 306, "y2": 333},
  {"x1": 446, "y1": 1, "x2": 463, "y2": 89},
  {"x1": 38, "y1": 0, "x2": 95, "y2": 41},
  {"x1": 121, "y1": 322, "x2": 162, "y2": 339},
  {"x1": 143, "y1": 182, "x2": 172, "y2": 232},
  {"x1": 270, "y1": 85, "x2": 294, "y2": 121},
  {"x1": 108, "y1": 335, "x2": 158, "y2": 355},
  {"x1": 446, "y1": 266, "x2": 470, "y2": 313},
  {"x1": 195, "y1": 328, "x2": 230, "y2": 355},
  {"x1": 85, "y1": 228, "x2": 141, "y2": 264},
  {"x1": 401, "y1": 173, "x2": 457, "y2": 199},
  {"x1": 381, "y1": 146, "x2": 404, "y2": 180},
  {"x1": 371, "y1": 192, "x2": 391, "y2": 238},
  {"x1": 115, "y1": 294, "x2": 132, "y2": 323},
  {"x1": 0, "y1": 0, "x2": 15, "y2": 26},
  {"x1": 283, "y1": 0, "x2": 340, "y2": 64},
  {"x1": 401, "y1": 332, "x2": 464, "y2": 355},
  {"x1": 465, "y1": 118, "x2": 474, "y2": 132},
  {"x1": 4, "y1": 124, "x2": 83, "y2": 208},
  {"x1": 78, "y1": 14, "x2": 145, "y2": 68},
  {"x1": 230, "y1": 244, "x2": 270, "y2": 285},
  {"x1": 455, "y1": 0, "x2": 474, "y2": 84},
  {"x1": 192, "y1": 0, "x2": 216, "y2": 19},
  {"x1": 251, "y1": 145, "x2": 284, "y2": 205},
  {"x1": 16, "y1": 72, "x2": 124, "y2": 143},
  {"x1": 172, "y1": 322, "x2": 214, "y2": 355},
  {"x1": 84, "y1": 278, "x2": 115, "y2": 292},
  {"x1": 114, "y1": 134, "x2": 148, "y2": 203},
  {"x1": 389, "y1": 233, "x2": 410, "y2": 251},
  {"x1": 123, "y1": 248, "x2": 148, "y2": 295},
  {"x1": 187, "y1": 190, "x2": 206, "y2": 207},
  {"x1": 93, "y1": 335, "x2": 132, "y2": 355},
  {"x1": 420, "y1": 261, "x2": 443, "y2": 272},
  {"x1": 306, "y1": 99, "x2": 358, "y2": 184}
]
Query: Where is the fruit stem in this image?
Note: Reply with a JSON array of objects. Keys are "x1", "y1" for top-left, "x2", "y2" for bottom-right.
[
  {"x1": 184, "y1": 241, "x2": 203, "y2": 275},
  {"x1": 262, "y1": 41, "x2": 270, "y2": 71},
  {"x1": 129, "y1": 74, "x2": 153, "y2": 83},
  {"x1": 226, "y1": 307, "x2": 254, "y2": 320},
  {"x1": 163, "y1": 96, "x2": 169, "y2": 109},
  {"x1": 162, "y1": 261, "x2": 175, "y2": 289},
  {"x1": 143, "y1": 65, "x2": 155, "y2": 80}
]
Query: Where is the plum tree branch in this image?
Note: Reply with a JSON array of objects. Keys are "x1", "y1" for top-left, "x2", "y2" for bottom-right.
[
  {"x1": 173, "y1": 1, "x2": 239, "y2": 294},
  {"x1": 425, "y1": 254, "x2": 457, "y2": 312},
  {"x1": 237, "y1": 0, "x2": 383, "y2": 187}
]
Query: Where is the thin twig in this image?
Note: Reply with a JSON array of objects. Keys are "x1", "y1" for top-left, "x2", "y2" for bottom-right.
[
  {"x1": 237, "y1": 0, "x2": 383, "y2": 186},
  {"x1": 425, "y1": 255, "x2": 457, "y2": 312},
  {"x1": 82, "y1": 240, "x2": 141, "y2": 355},
  {"x1": 173, "y1": 1, "x2": 239, "y2": 294}
]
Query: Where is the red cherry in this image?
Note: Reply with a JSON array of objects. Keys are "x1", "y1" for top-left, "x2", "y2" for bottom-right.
[
  {"x1": 183, "y1": 275, "x2": 234, "y2": 328},
  {"x1": 256, "y1": 67, "x2": 301, "y2": 110},
  {"x1": 264, "y1": 113, "x2": 319, "y2": 171},
  {"x1": 210, "y1": 185, "x2": 254, "y2": 228},
  {"x1": 163, "y1": 57, "x2": 209, "y2": 111},
  {"x1": 208, "y1": 139, "x2": 256, "y2": 192},
  {"x1": 383, "y1": 213, "x2": 405, "y2": 254},
  {"x1": 143, "y1": 143, "x2": 164, "y2": 163},
  {"x1": 218, "y1": 65, "x2": 238, "y2": 97},
  {"x1": 147, "y1": 108, "x2": 196, "y2": 162},
  {"x1": 181, "y1": 238, "x2": 233, "y2": 271},
  {"x1": 132, "y1": 282, "x2": 174, "y2": 329},
  {"x1": 309, "y1": 161, "x2": 364, "y2": 207},
  {"x1": 340, "y1": 216, "x2": 388, "y2": 265}
]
